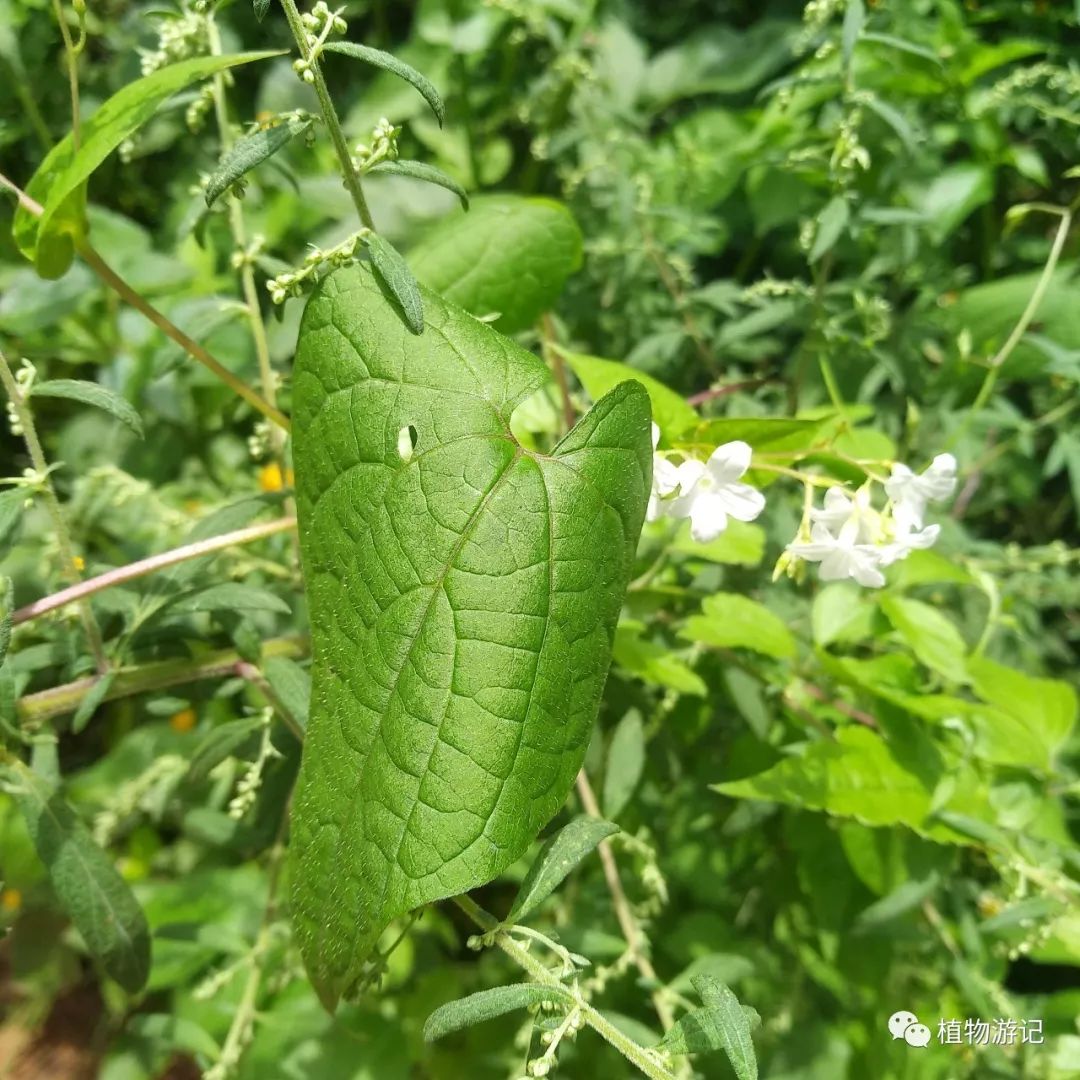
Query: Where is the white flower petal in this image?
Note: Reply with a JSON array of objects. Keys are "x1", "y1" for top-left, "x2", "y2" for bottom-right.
[
  {"x1": 718, "y1": 481, "x2": 766, "y2": 523},
  {"x1": 653, "y1": 455, "x2": 680, "y2": 496},
  {"x1": 811, "y1": 486, "x2": 853, "y2": 532},
  {"x1": 651, "y1": 422, "x2": 661, "y2": 450},
  {"x1": 705, "y1": 440, "x2": 752, "y2": 484},
  {"x1": 674, "y1": 458, "x2": 707, "y2": 497},
  {"x1": 689, "y1": 492, "x2": 729, "y2": 542},
  {"x1": 850, "y1": 551, "x2": 886, "y2": 588}
]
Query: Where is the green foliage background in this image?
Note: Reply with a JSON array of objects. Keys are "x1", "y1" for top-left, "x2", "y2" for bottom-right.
[{"x1": 1, "y1": 0, "x2": 1080, "y2": 1078}]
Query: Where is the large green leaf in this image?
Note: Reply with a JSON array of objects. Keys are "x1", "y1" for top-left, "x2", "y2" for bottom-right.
[
  {"x1": 13, "y1": 52, "x2": 278, "y2": 278},
  {"x1": 288, "y1": 263, "x2": 651, "y2": 1009},
  {"x1": 409, "y1": 196, "x2": 583, "y2": 333}
]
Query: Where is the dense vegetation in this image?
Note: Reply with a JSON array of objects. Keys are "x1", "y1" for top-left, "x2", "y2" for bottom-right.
[{"x1": 1, "y1": 1, "x2": 1079, "y2": 1077}]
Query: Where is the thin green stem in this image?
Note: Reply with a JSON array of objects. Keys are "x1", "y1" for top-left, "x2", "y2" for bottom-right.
[
  {"x1": 452, "y1": 895, "x2": 677, "y2": 1080},
  {"x1": 51, "y1": 0, "x2": 81, "y2": 150},
  {"x1": 0, "y1": 172, "x2": 289, "y2": 431},
  {"x1": 971, "y1": 206, "x2": 1072, "y2": 415},
  {"x1": 16, "y1": 636, "x2": 308, "y2": 727},
  {"x1": 76, "y1": 240, "x2": 291, "y2": 431},
  {"x1": 279, "y1": 0, "x2": 376, "y2": 230},
  {"x1": 0, "y1": 346, "x2": 108, "y2": 672},
  {"x1": 207, "y1": 17, "x2": 285, "y2": 460}
]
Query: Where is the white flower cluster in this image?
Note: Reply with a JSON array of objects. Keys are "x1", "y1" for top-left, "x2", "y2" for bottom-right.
[
  {"x1": 139, "y1": 6, "x2": 208, "y2": 76},
  {"x1": 647, "y1": 424, "x2": 766, "y2": 543},
  {"x1": 352, "y1": 117, "x2": 399, "y2": 173},
  {"x1": 4, "y1": 358, "x2": 34, "y2": 436},
  {"x1": 265, "y1": 229, "x2": 370, "y2": 304},
  {"x1": 785, "y1": 454, "x2": 957, "y2": 588},
  {"x1": 293, "y1": 1, "x2": 346, "y2": 82}
]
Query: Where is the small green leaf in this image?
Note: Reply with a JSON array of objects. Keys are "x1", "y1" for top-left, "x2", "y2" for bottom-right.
[
  {"x1": 323, "y1": 41, "x2": 445, "y2": 125},
  {"x1": 880, "y1": 595, "x2": 967, "y2": 683},
  {"x1": 262, "y1": 656, "x2": 311, "y2": 733},
  {"x1": 562, "y1": 350, "x2": 699, "y2": 438},
  {"x1": 660, "y1": 975, "x2": 758, "y2": 1079},
  {"x1": 841, "y1": 0, "x2": 865, "y2": 70},
  {"x1": 853, "y1": 873, "x2": 940, "y2": 931},
  {"x1": 424, "y1": 983, "x2": 573, "y2": 1042},
  {"x1": 0, "y1": 489, "x2": 24, "y2": 550},
  {"x1": 809, "y1": 196, "x2": 849, "y2": 263},
  {"x1": 204, "y1": 116, "x2": 312, "y2": 208},
  {"x1": 31, "y1": 379, "x2": 144, "y2": 438},
  {"x1": 71, "y1": 672, "x2": 116, "y2": 735},
  {"x1": 187, "y1": 717, "x2": 265, "y2": 782},
  {"x1": 679, "y1": 593, "x2": 796, "y2": 660},
  {"x1": 365, "y1": 233, "x2": 425, "y2": 334},
  {"x1": 368, "y1": 159, "x2": 469, "y2": 209},
  {"x1": 168, "y1": 583, "x2": 291, "y2": 616},
  {"x1": 613, "y1": 627, "x2": 707, "y2": 696},
  {"x1": 603, "y1": 710, "x2": 645, "y2": 819},
  {"x1": 3, "y1": 762, "x2": 150, "y2": 991},
  {"x1": 288, "y1": 263, "x2": 651, "y2": 1009},
  {"x1": 714, "y1": 726, "x2": 994, "y2": 844},
  {"x1": 410, "y1": 196, "x2": 583, "y2": 334},
  {"x1": 13, "y1": 52, "x2": 279, "y2": 278},
  {"x1": 0, "y1": 577, "x2": 12, "y2": 667},
  {"x1": 967, "y1": 657, "x2": 1076, "y2": 761},
  {"x1": 507, "y1": 816, "x2": 619, "y2": 923}
]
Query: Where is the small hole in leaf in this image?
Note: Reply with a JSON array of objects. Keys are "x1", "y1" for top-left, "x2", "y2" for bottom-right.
[{"x1": 397, "y1": 424, "x2": 418, "y2": 463}]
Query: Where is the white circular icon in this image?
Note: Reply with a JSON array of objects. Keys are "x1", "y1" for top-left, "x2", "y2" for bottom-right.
[
  {"x1": 888, "y1": 1011, "x2": 919, "y2": 1040},
  {"x1": 904, "y1": 1023, "x2": 932, "y2": 1048}
]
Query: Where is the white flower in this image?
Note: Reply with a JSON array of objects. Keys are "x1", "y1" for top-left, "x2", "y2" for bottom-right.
[
  {"x1": 647, "y1": 422, "x2": 680, "y2": 522},
  {"x1": 668, "y1": 440, "x2": 766, "y2": 543},
  {"x1": 787, "y1": 521, "x2": 887, "y2": 588},
  {"x1": 885, "y1": 453, "x2": 957, "y2": 530},
  {"x1": 879, "y1": 521, "x2": 940, "y2": 566}
]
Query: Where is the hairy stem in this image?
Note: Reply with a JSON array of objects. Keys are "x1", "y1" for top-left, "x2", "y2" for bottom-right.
[
  {"x1": 16, "y1": 636, "x2": 307, "y2": 727},
  {"x1": 278, "y1": 0, "x2": 376, "y2": 230},
  {"x1": 575, "y1": 770, "x2": 680, "y2": 1041},
  {"x1": 76, "y1": 241, "x2": 291, "y2": 430},
  {"x1": 13, "y1": 517, "x2": 296, "y2": 626},
  {"x1": 0, "y1": 346, "x2": 108, "y2": 672},
  {"x1": 0, "y1": 172, "x2": 289, "y2": 431},
  {"x1": 540, "y1": 316, "x2": 575, "y2": 433},
  {"x1": 452, "y1": 895, "x2": 677, "y2": 1080}
]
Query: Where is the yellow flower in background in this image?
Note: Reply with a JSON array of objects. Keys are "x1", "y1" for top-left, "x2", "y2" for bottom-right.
[
  {"x1": 169, "y1": 708, "x2": 197, "y2": 733},
  {"x1": 1, "y1": 888, "x2": 22, "y2": 913},
  {"x1": 258, "y1": 462, "x2": 295, "y2": 492},
  {"x1": 72, "y1": 555, "x2": 85, "y2": 571}
]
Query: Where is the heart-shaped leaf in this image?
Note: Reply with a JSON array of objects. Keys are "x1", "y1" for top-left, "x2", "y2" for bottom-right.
[{"x1": 288, "y1": 263, "x2": 651, "y2": 1009}]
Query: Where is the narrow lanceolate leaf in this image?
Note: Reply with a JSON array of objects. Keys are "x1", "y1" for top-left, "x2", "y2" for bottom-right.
[
  {"x1": 167, "y1": 583, "x2": 291, "y2": 616},
  {"x1": 507, "y1": 816, "x2": 619, "y2": 924},
  {"x1": 424, "y1": 983, "x2": 574, "y2": 1042},
  {"x1": 365, "y1": 233, "x2": 424, "y2": 335},
  {"x1": 12, "y1": 52, "x2": 280, "y2": 279},
  {"x1": 3, "y1": 762, "x2": 150, "y2": 991},
  {"x1": 659, "y1": 975, "x2": 758, "y2": 1079},
  {"x1": 322, "y1": 42, "x2": 445, "y2": 125},
  {"x1": 289, "y1": 263, "x2": 651, "y2": 1009},
  {"x1": 602, "y1": 709, "x2": 645, "y2": 819},
  {"x1": 205, "y1": 116, "x2": 312, "y2": 208},
  {"x1": 0, "y1": 576, "x2": 12, "y2": 666},
  {"x1": 368, "y1": 159, "x2": 469, "y2": 209},
  {"x1": 31, "y1": 379, "x2": 144, "y2": 438}
]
